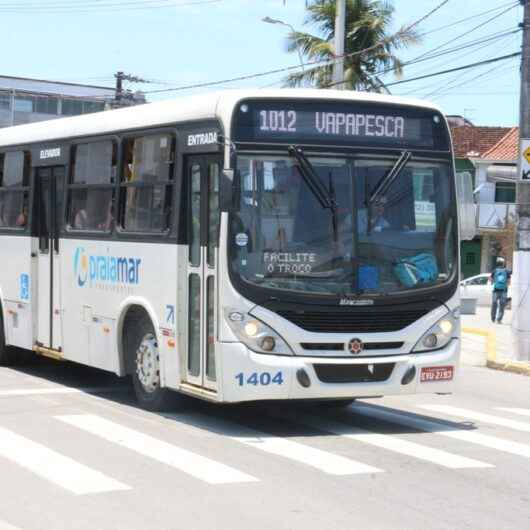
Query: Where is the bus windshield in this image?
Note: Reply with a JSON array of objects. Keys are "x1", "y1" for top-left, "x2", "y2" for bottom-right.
[{"x1": 229, "y1": 154, "x2": 456, "y2": 297}]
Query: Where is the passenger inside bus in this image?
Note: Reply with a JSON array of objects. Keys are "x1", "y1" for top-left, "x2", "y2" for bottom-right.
[
  {"x1": 97, "y1": 199, "x2": 114, "y2": 231},
  {"x1": 73, "y1": 207, "x2": 88, "y2": 229},
  {"x1": 15, "y1": 205, "x2": 28, "y2": 227}
]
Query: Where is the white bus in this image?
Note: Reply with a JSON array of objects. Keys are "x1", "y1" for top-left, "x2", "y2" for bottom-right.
[{"x1": 0, "y1": 89, "x2": 460, "y2": 410}]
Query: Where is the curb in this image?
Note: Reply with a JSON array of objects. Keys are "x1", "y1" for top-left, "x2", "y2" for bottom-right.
[
  {"x1": 462, "y1": 327, "x2": 496, "y2": 363},
  {"x1": 462, "y1": 327, "x2": 530, "y2": 376},
  {"x1": 487, "y1": 360, "x2": 530, "y2": 376}
]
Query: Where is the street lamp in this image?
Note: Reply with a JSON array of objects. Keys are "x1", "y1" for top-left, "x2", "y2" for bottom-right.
[{"x1": 262, "y1": 16, "x2": 305, "y2": 73}]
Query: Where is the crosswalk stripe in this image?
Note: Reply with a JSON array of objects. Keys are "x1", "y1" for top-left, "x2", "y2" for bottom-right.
[
  {"x1": 351, "y1": 405, "x2": 530, "y2": 459},
  {"x1": 419, "y1": 405, "x2": 530, "y2": 432},
  {"x1": 166, "y1": 413, "x2": 382, "y2": 475},
  {"x1": 234, "y1": 427, "x2": 383, "y2": 475},
  {"x1": 0, "y1": 519, "x2": 23, "y2": 530},
  {"x1": 0, "y1": 388, "x2": 85, "y2": 397},
  {"x1": 295, "y1": 414, "x2": 493, "y2": 469},
  {"x1": 495, "y1": 407, "x2": 530, "y2": 418},
  {"x1": 231, "y1": 434, "x2": 382, "y2": 475},
  {"x1": 57, "y1": 414, "x2": 258, "y2": 485},
  {"x1": 0, "y1": 426, "x2": 130, "y2": 495},
  {"x1": 0, "y1": 387, "x2": 125, "y2": 397}
]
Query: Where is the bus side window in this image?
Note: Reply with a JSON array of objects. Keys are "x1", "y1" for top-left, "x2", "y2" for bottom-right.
[
  {"x1": 0, "y1": 151, "x2": 30, "y2": 229},
  {"x1": 120, "y1": 133, "x2": 175, "y2": 233},
  {"x1": 67, "y1": 140, "x2": 116, "y2": 232}
]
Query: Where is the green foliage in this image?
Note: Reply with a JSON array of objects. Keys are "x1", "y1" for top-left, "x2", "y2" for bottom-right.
[{"x1": 284, "y1": 0, "x2": 420, "y2": 91}]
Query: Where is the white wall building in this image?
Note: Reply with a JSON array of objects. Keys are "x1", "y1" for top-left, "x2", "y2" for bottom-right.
[
  {"x1": 0, "y1": 75, "x2": 115, "y2": 128},
  {"x1": 472, "y1": 127, "x2": 518, "y2": 272}
]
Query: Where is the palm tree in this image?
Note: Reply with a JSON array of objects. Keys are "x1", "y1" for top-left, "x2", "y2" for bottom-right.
[{"x1": 284, "y1": 0, "x2": 420, "y2": 91}]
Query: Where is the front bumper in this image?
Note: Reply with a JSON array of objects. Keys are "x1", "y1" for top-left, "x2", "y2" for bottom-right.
[{"x1": 218, "y1": 339, "x2": 459, "y2": 403}]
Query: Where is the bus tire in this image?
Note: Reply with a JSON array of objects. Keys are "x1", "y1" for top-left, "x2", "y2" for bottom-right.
[
  {"x1": 0, "y1": 309, "x2": 14, "y2": 366},
  {"x1": 130, "y1": 316, "x2": 175, "y2": 411}
]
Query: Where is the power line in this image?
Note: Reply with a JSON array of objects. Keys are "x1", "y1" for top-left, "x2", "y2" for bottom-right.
[
  {"x1": 314, "y1": 1, "x2": 519, "y2": 90},
  {"x1": 393, "y1": 30, "x2": 520, "y2": 93},
  {"x1": 138, "y1": 0, "x2": 450, "y2": 95},
  {"x1": 377, "y1": 27, "x2": 520, "y2": 80},
  {"x1": 0, "y1": 0, "x2": 218, "y2": 7},
  {"x1": 398, "y1": 58, "x2": 517, "y2": 97},
  {"x1": 259, "y1": 27, "x2": 520, "y2": 90},
  {"x1": 423, "y1": 60, "x2": 519, "y2": 99},
  {"x1": 397, "y1": 30, "x2": 520, "y2": 95},
  {"x1": 416, "y1": 1, "x2": 520, "y2": 37},
  {"x1": 408, "y1": 2, "x2": 520, "y2": 64},
  {"x1": 0, "y1": 0, "x2": 222, "y2": 12},
  {"x1": 382, "y1": 52, "x2": 521, "y2": 89}
]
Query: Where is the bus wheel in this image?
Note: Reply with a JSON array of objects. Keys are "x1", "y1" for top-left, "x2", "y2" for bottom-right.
[{"x1": 131, "y1": 319, "x2": 174, "y2": 411}]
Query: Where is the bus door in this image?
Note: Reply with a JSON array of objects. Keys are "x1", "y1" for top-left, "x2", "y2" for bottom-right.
[
  {"x1": 35, "y1": 166, "x2": 65, "y2": 350},
  {"x1": 185, "y1": 155, "x2": 221, "y2": 390}
]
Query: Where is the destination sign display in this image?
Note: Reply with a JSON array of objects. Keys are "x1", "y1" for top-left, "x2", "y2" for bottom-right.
[{"x1": 232, "y1": 99, "x2": 449, "y2": 150}]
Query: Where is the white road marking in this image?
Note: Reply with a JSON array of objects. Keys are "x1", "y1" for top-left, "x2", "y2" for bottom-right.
[
  {"x1": 495, "y1": 407, "x2": 530, "y2": 418},
  {"x1": 0, "y1": 387, "x2": 122, "y2": 397},
  {"x1": 167, "y1": 413, "x2": 383, "y2": 476},
  {"x1": 297, "y1": 414, "x2": 492, "y2": 469},
  {"x1": 0, "y1": 426, "x2": 130, "y2": 495},
  {"x1": 231, "y1": 432, "x2": 382, "y2": 475},
  {"x1": 420, "y1": 405, "x2": 530, "y2": 432},
  {"x1": 0, "y1": 388, "x2": 82, "y2": 396},
  {"x1": 0, "y1": 519, "x2": 23, "y2": 530},
  {"x1": 57, "y1": 414, "x2": 258, "y2": 485},
  {"x1": 352, "y1": 405, "x2": 530, "y2": 459}
]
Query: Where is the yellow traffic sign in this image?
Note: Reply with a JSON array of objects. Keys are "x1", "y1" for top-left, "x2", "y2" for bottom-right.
[{"x1": 525, "y1": 147, "x2": 530, "y2": 165}]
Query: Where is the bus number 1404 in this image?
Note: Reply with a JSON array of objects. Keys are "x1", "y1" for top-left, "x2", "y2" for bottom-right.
[
  {"x1": 259, "y1": 110, "x2": 297, "y2": 132},
  {"x1": 235, "y1": 371, "x2": 284, "y2": 386}
]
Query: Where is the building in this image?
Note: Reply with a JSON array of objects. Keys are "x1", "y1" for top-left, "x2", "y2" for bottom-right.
[
  {"x1": 472, "y1": 127, "x2": 518, "y2": 274},
  {"x1": 450, "y1": 120, "x2": 514, "y2": 278},
  {"x1": 0, "y1": 75, "x2": 116, "y2": 128}
]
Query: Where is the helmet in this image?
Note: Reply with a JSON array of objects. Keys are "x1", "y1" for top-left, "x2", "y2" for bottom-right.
[{"x1": 496, "y1": 257, "x2": 505, "y2": 267}]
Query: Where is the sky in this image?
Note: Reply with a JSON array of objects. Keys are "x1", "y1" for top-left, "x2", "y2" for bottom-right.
[{"x1": 0, "y1": 0, "x2": 523, "y2": 126}]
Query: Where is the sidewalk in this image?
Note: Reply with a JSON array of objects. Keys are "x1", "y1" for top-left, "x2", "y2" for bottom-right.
[{"x1": 461, "y1": 306, "x2": 530, "y2": 375}]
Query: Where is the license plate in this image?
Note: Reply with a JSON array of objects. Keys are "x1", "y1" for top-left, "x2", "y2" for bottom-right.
[{"x1": 420, "y1": 366, "x2": 454, "y2": 382}]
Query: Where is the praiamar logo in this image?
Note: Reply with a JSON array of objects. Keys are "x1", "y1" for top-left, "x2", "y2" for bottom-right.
[{"x1": 74, "y1": 247, "x2": 141, "y2": 288}]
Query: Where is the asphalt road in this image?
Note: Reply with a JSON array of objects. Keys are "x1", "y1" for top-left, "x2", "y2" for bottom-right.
[{"x1": 0, "y1": 358, "x2": 529, "y2": 530}]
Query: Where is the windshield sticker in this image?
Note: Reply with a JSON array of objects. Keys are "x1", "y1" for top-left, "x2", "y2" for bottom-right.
[
  {"x1": 359, "y1": 265, "x2": 380, "y2": 290},
  {"x1": 235, "y1": 233, "x2": 249, "y2": 247},
  {"x1": 263, "y1": 252, "x2": 316, "y2": 274}
]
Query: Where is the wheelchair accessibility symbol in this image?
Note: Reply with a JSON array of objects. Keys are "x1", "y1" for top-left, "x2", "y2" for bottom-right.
[{"x1": 20, "y1": 274, "x2": 30, "y2": 301}]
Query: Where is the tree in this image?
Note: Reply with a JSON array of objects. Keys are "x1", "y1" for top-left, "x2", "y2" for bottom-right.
[{"x1": 284, "y1": 0, "x2": 420, "y2": 91}]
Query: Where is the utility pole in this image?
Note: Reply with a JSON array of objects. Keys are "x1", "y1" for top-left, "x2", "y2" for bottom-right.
[
  {"x1": 113, "y1": 71, "x2": 148, "y2": 108},
  {"x1": 514, "y1": 0, "x2": 530, "y2": 362},
  {"x1": 115, "y1": 71, "x2": 125, "y2": 102},
  {"x1": 332, "y1": 0, "x2": 346, "y2": 89}
]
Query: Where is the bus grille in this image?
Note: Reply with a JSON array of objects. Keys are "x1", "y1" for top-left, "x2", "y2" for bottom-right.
[
  {"x1": 300, "y1": 342, "x2": 404, "y2": 351},
  {"x1": 277, "y1": 309, "x2": 429, "y2": 333},
  {"x1": 313, "y1": 363, "x2": 395, "y2": 384}
]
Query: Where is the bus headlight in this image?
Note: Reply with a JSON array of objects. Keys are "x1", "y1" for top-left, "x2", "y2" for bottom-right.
[
  {"x1": 225, "y1": 309, "x2": 293, "y2": 355},
  {"x1": 412, "y1": 313, "x2": 457, "y2": 353}
]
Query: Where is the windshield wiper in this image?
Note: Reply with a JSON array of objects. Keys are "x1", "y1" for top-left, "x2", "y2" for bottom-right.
[
  {"x1": 289, "y1": 145, "x2": 339, "y2": 242},
  {"x1": 368, "y1": 151, "x2": 412, "y2": 205},
  {"x1": 289, "y1": 146, "x2": 334, "y2": 209}
]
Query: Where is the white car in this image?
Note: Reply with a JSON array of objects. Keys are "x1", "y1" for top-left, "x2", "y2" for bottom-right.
[{"x1": 460, "y1": 273, "x2": 512, "y2": 307}]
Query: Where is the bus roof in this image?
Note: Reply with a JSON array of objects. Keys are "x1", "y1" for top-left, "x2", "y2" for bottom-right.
[{"x1": 0, "y1": 89, "x2": 442, "y2": 149}]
